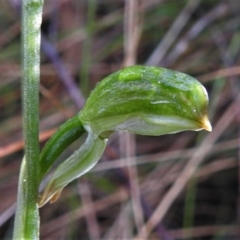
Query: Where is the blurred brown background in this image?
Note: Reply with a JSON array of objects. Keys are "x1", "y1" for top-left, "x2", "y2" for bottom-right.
[{"x1": 0, "y1": 0, "x2": 239, "y2": 239}]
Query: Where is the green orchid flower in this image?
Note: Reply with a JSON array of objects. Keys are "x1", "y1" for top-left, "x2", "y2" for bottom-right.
[{"x1": 38, "y1": 65, "x2": 211, "y2": 207}]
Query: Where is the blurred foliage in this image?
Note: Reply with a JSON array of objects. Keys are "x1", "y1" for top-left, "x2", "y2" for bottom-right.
[{"x1": 0, "y1": 0, "x2": 239, "y2": 239}]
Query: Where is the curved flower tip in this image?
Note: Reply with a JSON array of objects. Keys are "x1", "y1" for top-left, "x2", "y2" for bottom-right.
[{"x1": 201, "y1": 115, "x2": 212, "y2": 132}]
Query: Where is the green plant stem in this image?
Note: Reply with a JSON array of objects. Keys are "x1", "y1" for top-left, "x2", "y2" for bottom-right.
[
  {"x1": 80, "y1": 0, "x2": 96, "y2": 96},
  {"x1": 183, "y1": 177, "x2": 197, "y2": 240},
  {"x1": 13, "y1": 0, "x2": 43, "y2": 239}
]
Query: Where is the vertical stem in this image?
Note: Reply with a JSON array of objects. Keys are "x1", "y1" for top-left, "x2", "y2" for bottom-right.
[
  {"x1": 13, "y1": 0, "x2": 43, "y2": 239},
  {"x1": 80, "y1": 0, "x2": 96, "y2": 96},
  {"x1": 122, "y1": 0, "x2": 145, "y2": 234},
  {"x1": 123, "y1": 0, "x2": 143, "y2": 66},
  {"x1": 183, "y1": 178, "x2": 197, "y2": 240}
]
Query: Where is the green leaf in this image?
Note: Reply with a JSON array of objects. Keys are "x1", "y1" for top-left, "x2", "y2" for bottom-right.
[
  {"x1": 39, "y1": 115, "x2": 86, "y2": 180},
  {"x1": 39, "y1": 133, "x2": 107, "y2": 207}
]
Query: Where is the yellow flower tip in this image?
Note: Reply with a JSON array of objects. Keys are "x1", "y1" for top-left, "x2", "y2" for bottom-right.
[{"x1": 201, "y1": 115, "x2": 212, "y2": 132}]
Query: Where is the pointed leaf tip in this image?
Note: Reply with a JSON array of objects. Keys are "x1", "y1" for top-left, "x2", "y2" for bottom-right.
[{"x1": 201, "y1": 115, "x2": 212, "y2": 132}]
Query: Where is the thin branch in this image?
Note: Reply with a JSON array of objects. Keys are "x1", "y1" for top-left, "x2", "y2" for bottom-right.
[
  {"x1": 91, "y1": 138, "x2": 238, "y2": 172},
  {"x1": 41, "y1": 35, "x2": 85, "y2": 109},
  {"x1": 146, "y1": 0, "x2": 201, "y2": 66},
  {"x1": 165, "y1": 3, "x2": 229, "y2": 66},
  {"x1": 41, "y1": 188, "x2": 128, "y2": 237},
  {"x1": 122, "y1": 0, "x2": 145, "y2": 234},
  {"x1": 169, "y1": 224, "x2": 238, "y2": 238},
  {"x1": 198, "y1": 66, "x2": 240, "y2": 82},
  {"x1": 78, "y1": 180, "x2": 101, "y2": 240}
]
